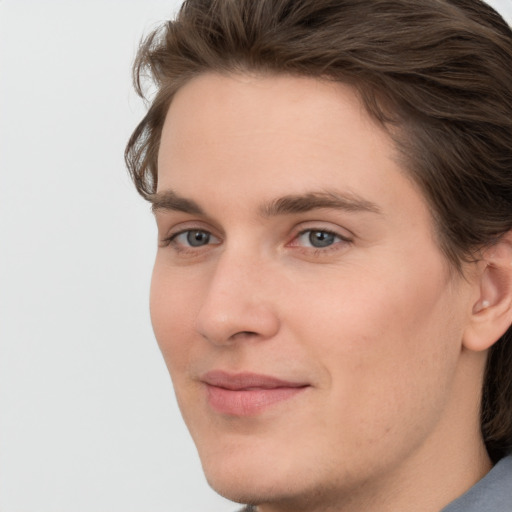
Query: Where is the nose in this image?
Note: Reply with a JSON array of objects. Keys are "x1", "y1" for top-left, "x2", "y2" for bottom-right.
[{"x1": 194, "y1": 251, "x2": 280, "y2": 346}]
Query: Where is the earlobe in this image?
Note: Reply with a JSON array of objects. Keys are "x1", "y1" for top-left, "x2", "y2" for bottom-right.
[{"x1": 463, "y1": 232, "x2": 512, "y2": 352}]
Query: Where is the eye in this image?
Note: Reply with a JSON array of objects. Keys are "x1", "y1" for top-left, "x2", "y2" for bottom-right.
[
  {"x1": 171, "y1": 229, "x2": 219, "y2": 248},
  {"x1": 180, "y1": 230, "x2": 210, "y2": 247},
  {"x1": 294, "y1": 229, "x2": 350, "y2": 249},
  {"x1": 171, "y1": 229, "x2": 218, "y2": 247}
]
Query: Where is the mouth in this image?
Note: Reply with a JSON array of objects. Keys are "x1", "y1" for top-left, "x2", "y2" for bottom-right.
[{"x1": 201, "y1": 370, "x2": 310, "y2": 416}]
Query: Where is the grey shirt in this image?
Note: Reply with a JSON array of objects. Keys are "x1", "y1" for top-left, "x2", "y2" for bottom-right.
[
  {"x1": 441, "y1": 454, "x2": 512, "y2": 512},
  {"x1": 239, "y1": 454, "x2": 512, "y2": 511}
]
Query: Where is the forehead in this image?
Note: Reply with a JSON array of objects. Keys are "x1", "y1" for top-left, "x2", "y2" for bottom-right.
[{"x1": 158, "y1": 73, "x2": 399, "y2": 192}]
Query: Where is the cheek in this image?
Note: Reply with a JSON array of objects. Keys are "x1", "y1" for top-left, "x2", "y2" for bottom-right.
[
  {"x1": 149, "y1": 261, "x2": 199, "y2": 374},
  {"x1": 284, "y1": 258, "x2": 463, "y2": 435},
  {"x1": 307, "y1": 249, "x2": 458, "y2": 355}
]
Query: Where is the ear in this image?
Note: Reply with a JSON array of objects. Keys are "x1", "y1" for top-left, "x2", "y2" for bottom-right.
[{"x1": 463, "y1": 231, "x2": 512, "y2": 352}]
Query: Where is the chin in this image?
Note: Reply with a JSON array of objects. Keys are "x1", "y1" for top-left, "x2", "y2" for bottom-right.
[
  {"x1": 204, "y1": 470, "x2": 306, "y2": 510},
  {"x1": 204, "y1": 462, "x2": 340, "y2": 512},
  {"x1": 205, "y1": 474, "x2": 280, "y2": 508},
  {"x1": 198, "y1": 437, "x2": 346, "y2": 512},
  {"x1": 198, "y1": 441, "x2": 305, "y2": 505}
]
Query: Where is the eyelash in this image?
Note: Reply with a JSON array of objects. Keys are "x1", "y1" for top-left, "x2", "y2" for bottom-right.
[
  {"x1": 292, "y1": 228, "x2": 352, "y2": 252},
  {"x1": 160, "y1": 227, "x2": 352, "y2": 255},
  {"x1": 160, "y1": 229, "x2": 220, "y2": 252}
]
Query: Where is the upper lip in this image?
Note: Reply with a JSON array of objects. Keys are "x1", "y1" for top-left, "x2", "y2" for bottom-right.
[{"x1": 201, "y1": 370, "x2": 309, "y2": 390}]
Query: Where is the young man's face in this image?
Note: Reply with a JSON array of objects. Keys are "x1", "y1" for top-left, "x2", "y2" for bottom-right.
[{"x1": 151, "y1": 73, "x2": 479, "y2": 509}]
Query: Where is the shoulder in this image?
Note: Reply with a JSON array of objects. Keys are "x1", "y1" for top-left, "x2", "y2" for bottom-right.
[{"x1": 442, "y1": 454, "x2": 512, "y2": 512}]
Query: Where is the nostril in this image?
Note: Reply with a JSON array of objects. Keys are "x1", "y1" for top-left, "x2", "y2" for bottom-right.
[{"x1": 231, "y1": 330, "x2": 259, "y2": 340}]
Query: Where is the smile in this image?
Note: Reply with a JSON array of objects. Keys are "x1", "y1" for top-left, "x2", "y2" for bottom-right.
[{"x1": 201, "y1": 371, "x2": 310, "y2": 416}]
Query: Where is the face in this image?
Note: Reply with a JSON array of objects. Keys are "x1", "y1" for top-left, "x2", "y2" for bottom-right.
[{"x1": 151, "y1": 73, "x2": 476, "y2": 509}]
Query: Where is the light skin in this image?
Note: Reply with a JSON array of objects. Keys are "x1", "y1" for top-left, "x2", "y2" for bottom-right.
[{"x1": 150, "y1": 73, "x2": 512, "y2": 512}]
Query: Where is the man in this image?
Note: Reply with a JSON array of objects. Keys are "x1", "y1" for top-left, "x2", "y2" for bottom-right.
[{"x1": 125, "y1": 1, "x2": 512, "y2": 510}]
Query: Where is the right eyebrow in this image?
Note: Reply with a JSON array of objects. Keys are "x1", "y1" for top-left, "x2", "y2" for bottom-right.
[
  {"x1": 149, "y1": 190, "x2": 204, "y2": 215},
  {"x1": 260, "y1": 190, "x2": 381, "y2": 217}
]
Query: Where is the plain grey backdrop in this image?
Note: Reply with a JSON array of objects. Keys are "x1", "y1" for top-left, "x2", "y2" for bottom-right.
[{"x1": 0, "y1": 1, "x2": 511, "y2": 511}]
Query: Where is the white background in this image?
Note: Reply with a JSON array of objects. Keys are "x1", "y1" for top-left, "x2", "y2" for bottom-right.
[{"x1": 0, "y1": 1, "x2": 511, "y2": 511}]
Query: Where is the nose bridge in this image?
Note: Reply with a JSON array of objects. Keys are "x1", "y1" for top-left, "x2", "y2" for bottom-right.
[{"x1": 195, "y1": 243, "x2": 280, "y2": 345}]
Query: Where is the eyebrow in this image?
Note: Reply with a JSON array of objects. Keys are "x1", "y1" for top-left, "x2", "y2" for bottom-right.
[
  {"x1": 150, "y1": 190, "x2": 204, "y2": 215},
  {"x1": 149, "y1": 189, "x2": 381, "y2": 216},
  {"x1": 260, "y1": 191, "x2": 381, "y2": 217}
]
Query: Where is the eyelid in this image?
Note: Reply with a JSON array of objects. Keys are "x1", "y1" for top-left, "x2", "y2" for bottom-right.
[
  {"x1": 284, "y1": 223, "x2": 355, "y2": 258},
  {"x1": 172, "y1": 229, "x2": 220, "y2": 243},
  {"x1": 158, "y1": 221, "x2": 222, "y2": 248},
  {"x1": 290, "y1": 229, "x2": 349, "y2": 247},
  {"x1": 288, "y1": 221, "x2": 354, "y2": 243},
  {"x1": 297, "y1": 227, "x2": 351, "y2": 240}
]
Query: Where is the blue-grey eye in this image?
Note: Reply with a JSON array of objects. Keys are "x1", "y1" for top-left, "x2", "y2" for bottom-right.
[
  {"x1": 308, "y1": 230, "x2": 337, "y2": 247},
  {"x1": 295, "y1": 229, "x2": 343, "y2": 249},
  {"x1": 186, "y1": 230, "x2": 211, "y2": 247}
]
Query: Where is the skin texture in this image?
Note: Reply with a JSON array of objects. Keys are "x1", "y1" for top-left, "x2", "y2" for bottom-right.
[{"x1": 150, "y1": 73, "x2": 506, "y2": 512}]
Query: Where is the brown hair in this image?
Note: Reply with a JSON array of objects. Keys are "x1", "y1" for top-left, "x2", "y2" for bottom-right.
[{"x1": 125, "y1": 0, "x2": 512, "y2": 461}]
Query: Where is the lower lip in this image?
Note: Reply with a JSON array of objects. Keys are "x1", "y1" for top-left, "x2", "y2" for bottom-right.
[{"x1": 205, "y1": 385, "x2": 307, "y2": 416}]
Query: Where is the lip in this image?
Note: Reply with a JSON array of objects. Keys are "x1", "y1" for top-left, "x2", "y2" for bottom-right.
[{"x1": 201, "y1": 370, "x2": 310, "y2": 416}]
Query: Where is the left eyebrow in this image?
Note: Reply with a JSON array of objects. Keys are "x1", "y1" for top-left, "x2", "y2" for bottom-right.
[{"x1": 260, "y1": 191, "x2": 381, "y2": 217}]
